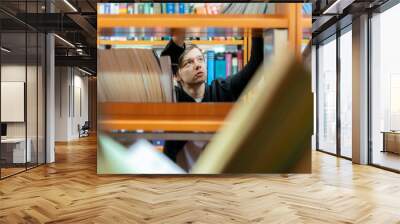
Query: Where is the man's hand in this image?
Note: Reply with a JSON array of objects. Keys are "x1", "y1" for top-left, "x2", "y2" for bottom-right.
[
  {"x1": 251, "y1": 28, "x2": 263, "y2": 38},
  {"x1": 171, "y1": 28, "x2": 186, "y2": 47}
]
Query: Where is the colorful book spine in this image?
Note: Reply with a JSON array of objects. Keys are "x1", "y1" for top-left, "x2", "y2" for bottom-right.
[
  {"x1": 119, "y1": 3, "x2": 127, "y2": 14},
  {"x1": 111, "y1": 3, "x2": 119, "y2": 14},
  {"x1": 153, "y1": 3, "x2": 162, "y2": 14},
  {"x1": 237, "y1": 50, "x2": 243, "y2": 71},
  {"x1": 161, "y1": 3, "x2": 167, "y2": 14},
  {"x1": 99, "y1": 4, "x2": 105, "y2": 14},
  {"x1": 184, "y1": 3, "x2": 191, "y2": 14},
  {"x1": 215, "y1": 53, "x2": 226, "y2": 80},
  {"x1": 166, "y1": 3, "x2": 175, "y2": 14},
  {"x1": 207, "y1": 51, "x2": 215, "y2": 85},
  {"x1": 225, "y1": 53, "x2": 232, "y2": 77},
  {"x1": 232, "y1": 54, "x2": 238, "y2": 75},
  {"x1": 144, "y1": 3, "x2": 151, "y2": 14},
  {"x1": 127, "y1": 3, "x2": 134, "y2": 14},
  {"x1": 179, "y1": 3, "x2": 185, "y2": 14},
  {"x1": 138, "y1": 4, "x2": 144, "y2": 14}
]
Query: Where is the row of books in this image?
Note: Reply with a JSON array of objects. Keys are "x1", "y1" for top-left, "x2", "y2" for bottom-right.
[
  {"x1": 98, "y1": 3, "x2": 312, "y2": 15},
  {"x1": 98, "y1": 48, "x2": 174, "y2": 103},
  {"x1": 98, "y1": 36, "x2": 244, "y2": 42},
  {"x1": 206, "y1": 50, "x2": 243, "y2": 85},
  {"x1": 98, "y1": 3, "x2": 276, "y2": 15},
  {"x1": 98, "y1": 48, "x2": 246, "y2": 104}
]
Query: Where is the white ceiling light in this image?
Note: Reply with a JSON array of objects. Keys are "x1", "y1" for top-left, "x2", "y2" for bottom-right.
[
  {"x1": 323, "y1": 0, "x2": 355, "y2": 15},
  {"x1": 63, "y1": 0, "x2": 78, "y2": 12},
  {"x1": 78, "y1": 67, "x2": 93, "y2": 76},
  {"x1": 1, "y1": 47, "x2": 11, "y2": 53},
  {"x1": 54, "y1": 34, "x2": 75, "y2": 48}
]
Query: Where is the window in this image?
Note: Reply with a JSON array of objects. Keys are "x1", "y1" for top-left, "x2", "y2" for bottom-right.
[
  {"x1": 339, "y1": 28, "x2": 352, "y2": 158},
  {"x1": 317, "y1": 36, "x2": 337, "y2": 154},
  {"x1": 371, "y1": 2, "x2": 400, "y2": 171}
]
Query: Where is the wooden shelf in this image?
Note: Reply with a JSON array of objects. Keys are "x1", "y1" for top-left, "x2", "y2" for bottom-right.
[
  {"x1": 99, "y1": 103, "x2": 233, "y2": 132},
  {"x1": 98, "y1": 39, "x2": 245, "y2": 46},
  {"x1": 301, "y1": 16, "x2": 312, "y2": 29},
  {"x1": 98, "y1": 14, "x2": 289, "y2": 29}
]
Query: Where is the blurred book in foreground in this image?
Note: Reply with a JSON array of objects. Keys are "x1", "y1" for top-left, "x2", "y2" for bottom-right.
[
  {"x1": 98, "y1": 48, "x2": 174, "y2": 103},
  {"x1": 192, "y1": 50, "x2": 313, "y2": 174}
]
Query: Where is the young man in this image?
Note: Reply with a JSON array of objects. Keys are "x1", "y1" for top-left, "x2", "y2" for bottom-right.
[{"x1": 161, "y1": 29, "x2": 264, "y2": 169}]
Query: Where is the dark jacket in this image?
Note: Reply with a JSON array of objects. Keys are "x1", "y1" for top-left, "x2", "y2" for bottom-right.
[{"x1": 161, "y1": 37, "x2": 264, "y2": 161}]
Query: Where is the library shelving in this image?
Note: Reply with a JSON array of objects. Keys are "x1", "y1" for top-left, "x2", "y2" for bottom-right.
[
  {"x1": 99, "y1": 103, "x2": 232, "y2": 133},
  {"x1": 97, "y1": 3, "x2": 311, "y2": 134},
  {"x1": 97, "y1": 39, "x2": 245, "y2": 47}
]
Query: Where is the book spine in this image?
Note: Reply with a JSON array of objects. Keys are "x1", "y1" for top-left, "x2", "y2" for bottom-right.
[
  {"x1": 99, "y1": 4, "x2": 104, "y2": 14},
  {"x1": 232, "y1": 54, "x2": 238, "y2": 75},
  {"x1": 134, "y1": 3, "x2": 139, "y2": 14},
  {"x1": 144, "y1": 3, "x2": 151, "y2": 14},
  {"x1": 112, "y1": 3, "x2": 120, "y2": 14},
  {"x1": 215, "y1": 53, "x2": 226, "y2": 80},
  {"x1": 237, "y1": 50, "x2": 243, "y2": 71},
  {"x1": 119, "y1": 3, "x2": 127, "y2": 14},
  {"x1": 179, "y1": 3, "x2": 185, "y2": 14},
  {"x1": 127, "y1": 3, "x2": 134, "y2": 14},
  {"x1": 138, "y1": 4, "x2": 144, "y2": 14},
  {"x1": 184, "y1": 3, "x2": 191, "y2": 14},
  {"x1": 150, "y1": 3, "x2": 154, "y2": 14},
  {"x1": 225, "y1": 53, "x2": 232, "y2": 77},
  {"x1": 153, "y1": 3, "x2": 161, "y2": 14},
  {"x1": 207, "y1": 51, "x2": 215, "y2": 85},
  {"x1": 166, "y1": 3, "x2": 175, "y2": 14}
]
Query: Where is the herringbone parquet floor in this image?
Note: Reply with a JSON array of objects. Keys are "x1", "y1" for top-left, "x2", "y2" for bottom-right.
[{"x1": 1, "y1": 136, "x2": 400, "y2": 223}]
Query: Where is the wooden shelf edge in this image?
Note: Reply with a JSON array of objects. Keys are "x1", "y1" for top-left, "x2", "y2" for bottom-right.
[
  {"x1": 98, "y1": 102, "x2": 233, "y2": 132},
  {"x1": 99, "y1": 119, "x2": 225, "y2": 132},
  {"x1": 301, "y1": 17, "x2": 312, "y2": 29},
  {"x1": 97, "y1": 39, "x2": 245, "y2": 46},
  {"x1": 98, "y1": 14, "x2": 289, "y2": 28}
]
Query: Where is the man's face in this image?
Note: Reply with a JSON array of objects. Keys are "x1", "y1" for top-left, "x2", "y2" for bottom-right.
[{"x1": 177, "y1": 48, "x2": 206, "y2": 85}]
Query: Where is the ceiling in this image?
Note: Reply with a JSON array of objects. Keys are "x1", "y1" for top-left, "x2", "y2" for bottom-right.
[{"x1": 0, "y1": 0, "x2": 97, "y2": 73}]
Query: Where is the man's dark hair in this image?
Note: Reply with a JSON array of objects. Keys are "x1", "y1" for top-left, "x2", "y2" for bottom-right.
[{"x1": 177, "y1": 44, "x2": 203, "y2": 69}]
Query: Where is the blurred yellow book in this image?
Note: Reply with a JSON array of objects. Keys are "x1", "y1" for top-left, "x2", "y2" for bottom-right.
[{"x1": 192, "y1": 50, "x2": 313, "y2": 174}]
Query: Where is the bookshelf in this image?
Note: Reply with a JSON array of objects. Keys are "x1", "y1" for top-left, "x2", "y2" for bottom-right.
[
  {"x1": 97, "y1": 39, "x2": 245, "y2": 46},
  {"x1": 97, "y1": 3, "x2": 311, "y2": 133},
  {"x1": 99, "y1": 103, "x2": 232, "y2": 132},
  {"x1": 98, "y1": 14, "x2": 289, "y2": 29}
]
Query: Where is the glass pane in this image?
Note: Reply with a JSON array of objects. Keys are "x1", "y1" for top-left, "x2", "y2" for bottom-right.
[
  {"x1": 317, "y1": 37, "x2": 337, "y2": 154},
  {"x1": 38, "y1": 32, "x2": 45, "y2": 165},
  {"x1": 27, "y1": 31, "x2": 38, "y2": 169},
  {"x1": 1, "y1": 30, "x2": 27, "y2": 177},
  {"x1": 371, "y1": 4, "x2": 400, "y2": 171},
  {"x1": 340, "y1": 29, "x2": 352, "y2": 158}
]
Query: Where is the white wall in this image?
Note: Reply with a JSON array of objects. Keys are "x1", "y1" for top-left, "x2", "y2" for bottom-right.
[{"x1": 55, "y1": 67, "x2": 89, "y2": 141}]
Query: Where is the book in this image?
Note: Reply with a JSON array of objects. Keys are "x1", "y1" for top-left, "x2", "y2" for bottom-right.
[
  {"x1": 118, "y1": 3, "x2": 127, "y2": 14},
  {"x1": 225, "y1": 53, "x2": 232, "y2": 77},
  {"x1": 98, "y1": 48, "x2": 173, "y2": 103},
  {"x1": 98, "y1": 135, "x2": 186, "y2": 174},
  {"x1": 166, "y1": 3, "x2": 175, "y2": 14},
  {"x1": 179, "y1": 3, "x2": 185, "y2": 14},
  {"x1": 237, "y1": 50, "x2": 243, "y2": 71},
  {"x1": 100, "y1": 2, "x2": 276, "y2": 15},
  {"x1": 215, "y1": 53, "x2": 226, "y2": 80},
  {"x1": 192, "y1": 51, "x2": 312, "y2": 174},
  {"x1": 206, "y1": 51, "x2": 215, "y2": 85},
  {"x1": 232, "y1": 54, "x2": 238, "y2": 75}
]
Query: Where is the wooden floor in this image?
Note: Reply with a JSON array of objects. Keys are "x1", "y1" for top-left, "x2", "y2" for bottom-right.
[
  {"x1": 1, "y1": 136, "x2": 400, "y2": 223},
  {"x1": 373, "y1": 150, "x2": 400, "y2": 171}
]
